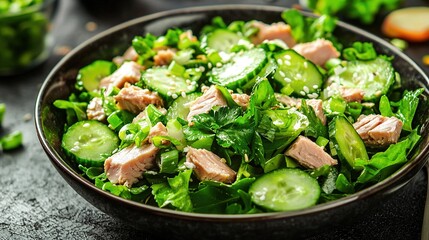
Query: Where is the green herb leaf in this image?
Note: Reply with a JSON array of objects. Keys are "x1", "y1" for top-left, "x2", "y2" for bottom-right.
[
  {"x1": 356, "y1": 129, "x2": 421, "y2": 184},
  {"x1": 151, "y1": 169, "x2": 193, "y2": 212}
]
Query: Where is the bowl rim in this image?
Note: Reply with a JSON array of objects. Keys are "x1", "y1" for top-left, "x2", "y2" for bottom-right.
[{"x1": 35, "y1": 4, "x2": 429, "y2": 222}]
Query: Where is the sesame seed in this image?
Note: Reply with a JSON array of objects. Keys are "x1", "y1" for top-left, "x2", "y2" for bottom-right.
[
  {"x1": 167, "y1": 91, "x2": 172, "y2": 96},
  {"x1": 304, "y1": 62, "x2": 308, "y2": 68},
  {"x1": 199, "y1": 66, "x2": 205, "y2": 72},
  {"x1": 216, "y1": 62, "x2": 223, "y2": 68},
  {"x1": 308, "y1": 93, "x2": 319, "y2": 99},
  {"x1": 285, "y1": 77, "x2": 291, "y2": 83},
  {"x1": 172, "y1": 93, "x2": 178, "y2": 99},
  {"x1": 313, "y1": 85, "x2": 319, "y2": 89},
  {"x1": 300, "y1": 91, "x2": 306, "y2": 96},
  {"x1": 303, "y1": 86, "x2": 310, "y2": 93},
  {"x1": 181, "y1": 91, "x2": 187, "y2": 98},
  {"x1": 277, "y1": 59, "x2": 283, "y2": 65},
  {"x1": 279, "y1": 71, "x2": 285, "y2": 77},
  {"x1": 285, "y1": 61, "x2": 291, "y2": 66},
  {"x1": 186, "y1": 79, "x2": 191, "y2": 84},
  {"x1": 296, "y1": 73, "x2": 302, "y2": 79},
  {"x1": 284, "y1": 55, "x2": 291, "y2": 60},
  {"x1": 184, "y1": 162, "x2": 195, "y2": 169},
  {"x1": 208, "y1": 62, "x2": 213, "y2": 68}
]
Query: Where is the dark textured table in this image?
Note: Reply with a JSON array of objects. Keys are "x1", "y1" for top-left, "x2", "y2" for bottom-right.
[{"x1": 1, "y1": 0, "x2": 429, "y2": 239}]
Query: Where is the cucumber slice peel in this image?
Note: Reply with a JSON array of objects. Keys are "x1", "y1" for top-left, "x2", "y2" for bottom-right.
[
  {"x1": 62, "y1": 120, "x2": 119, "y2": 167},
  {"x1": 77, "y1": 60, "x2": 117, "y2": 92},
  {"x1": 249, "y1": 168, "x2": 320, "y2": 211},
  {"x1": 329, "y1": 116, "x2": 368, "y2": 170},
  {"x1": 209, "y1": 48, "x2": 267, "y2": 90},
  {"x1": 273, "y1": 49, "x2": 323, "y2": 98},
  {"x1": 202, "y1": 29, "x2": 243, "y2": 53},
  {"x1": 329, "y1": 57, "x2": 395, "y2": 101},
  {"x1": 141, "y1": 67, "x2": 198, "y2": 98},
  {"x1": 166, "y1": 92, "x2": 202, "y2": 120}
]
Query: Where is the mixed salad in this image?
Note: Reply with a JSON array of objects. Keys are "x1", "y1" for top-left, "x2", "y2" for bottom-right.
[{"x1": 54, "y1": 9, "x2": 424, "y2": 214}]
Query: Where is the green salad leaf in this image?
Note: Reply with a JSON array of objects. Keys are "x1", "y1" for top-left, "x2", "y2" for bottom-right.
[
  {"x1": 151, "y1": 169, "x2": 193, "y2": 212},
  {"x1": 304, "y1": 0, "x2": 401, "y2": 24}
]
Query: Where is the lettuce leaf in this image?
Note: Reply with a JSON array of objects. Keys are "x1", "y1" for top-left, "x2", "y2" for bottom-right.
[
  {"x1": 305, "y1": 0, "x2": 401, "y2": 24},
  {"x1": 342, "y1": 42, "x2": 378, "y2": 61},
  {"x1": 151, "y1": 169, "x2": 193, "y2": 212},
  {"x1": 355, "y1": 129, "x2": 421, "y2": 184},
  {"x1": 379, "y1": 88, "x2": 424, "y2": 131},
  {"x1": 281, "y1": 9, "x2": 337, "y2": 44}
]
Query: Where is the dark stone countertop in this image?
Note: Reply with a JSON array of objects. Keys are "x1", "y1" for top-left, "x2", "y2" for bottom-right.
[{"x1": 0, "y1": 0, "x2": 428, "y2": 239}]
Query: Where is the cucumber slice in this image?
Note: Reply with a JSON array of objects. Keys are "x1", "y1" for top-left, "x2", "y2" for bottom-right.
[
  {"x1": 62, "y1": 120, "x2": 119, "y2": 167},
  {"x1": 209, "y1": 48, "x2": 267, "y2": 90},
  {"x1": 202, "y1": 29, "x2": 243, "y2": 52},
  {"x1": 329, "y1": 116, "x2": 368, "y2": 170},
  {"x1": 77, "y1": 60, "x2": 117, "y2": 92},
  {"x1": 249, "y1": 168, "x2": 320, "y2": 212},
  {"x1": 141, "y1": 67, "x2": 198, "y2": 98},
  {"x1": 329, "y1": 57, "x2": 395, "y2": 101},
  {"x1": 273, "y1": 49, "x2": 323, "y2": 98},
  {"x1": 166, "y1": 92, "x2": 202, "y2": 120}
]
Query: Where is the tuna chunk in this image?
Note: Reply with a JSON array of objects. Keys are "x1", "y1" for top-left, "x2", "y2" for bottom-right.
[
  {"x1": 86, "y1": 97, "x2": 106, "y2": 121},
  {"x1": 186, "y1": 147, "x2": 236, "y2": 184},
  {"x1": 187, "y1": 85, "x2": 227, "y2": 121},
  {"x1": 285, "y1": 136, "x2": 338, "y2": 169},
  {"x1": 292, "y1": 39, "x2": 340, "y2": 66},
  {"x1": 154, "y1": 49, "x2": 176, "y2": 66},
  {"x1": 104, "y1": 122, "x2": 168, "y2": 187},
  {"x1": 99, "y1": 61, "x2": 143, "y2": 90},
  {"x1": 275, "y1": 94, "x2": 326, "y2": 125},
  {"x1": 340, "y1": 87, "x2": 365, "y2": 102},
  {"x1": 147, "y1": 122, "x2": 168, "y2": 144},
  {"x1": 353, "y1": 114, "x2": 403, "y2": 147},
  {"x1": 114, "y1": 83, "x2": 164, "y2": 114},
  {"x1": 306, "y1": 99, "x2": 327, "y2": 125},
  {"x1": 231, "y1": 93, "x2": 250, "y2": 109},
  {"x1": 250, "y1": 21, "x2": 296, "y2": 47},
  {"x1": 113, "y1": 47, "x2": 139, "y2": 66},
  {"x1": 104, "y1": 144, "x2": 159, "y2": 187}
]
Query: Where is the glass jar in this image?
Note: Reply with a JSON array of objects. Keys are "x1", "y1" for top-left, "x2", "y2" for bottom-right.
[{"x1": 0, "y1": 0, "x2": 58, "y2": 76}]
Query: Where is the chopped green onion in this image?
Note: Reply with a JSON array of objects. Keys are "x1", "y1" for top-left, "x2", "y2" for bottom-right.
[
  {"x1": 324, "y1": 58, "x2": 342, "y2": 70},
  {"x1": 107, "y1": 110, "x2": 134, "y2": 131},
  {"x1": 190, "y1": 136, "x2": 214, "y2": 150},
  {"x1": 159, "y1": 150, "x2": 179, "y2": 174},
  {"x1": 324, "y1": 97, "x2": 346, "y2": 114},
  {"x1": 0, "y1": 103, "x2": 5, "y2": 126},
  {"x1": 0, "y1": 131, "x2": 23, "y2": 151},
  {"x1": 346, "y1": 102, "x2": 363, "y2": 120},
  {"x1": 390, "y1": 38, "x2": 408, "y2": 51},
  {"x1": 280, "y1": 85, "x2": 294, "y2": 95},
  {"x1": 166, "y1": 119, "x2": 186, "y2": 150},
  {"x1": 145, "y1": 104, "x2": 165, "y2": 125},
  {"x1": 168, "y1": 61, "x2": 186, "y2": 77},
  {"x1": 207, "y1": 50, "x2": 222, "y2": 64},
  {"x1": 316, "y1": 136, "x2": 329, "y2": 148},
  {"x1": 263, "y1": 154, "x2": 285, "y2": 173}
]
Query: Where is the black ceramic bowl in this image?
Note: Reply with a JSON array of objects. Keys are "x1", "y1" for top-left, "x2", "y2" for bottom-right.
[{"x1": 35, "y1": 4, "x2": 429, "y2": 240}]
